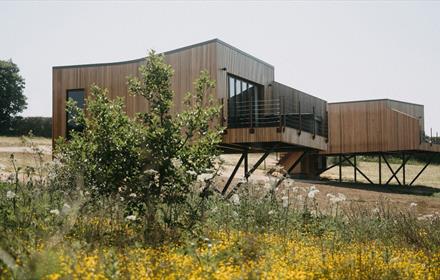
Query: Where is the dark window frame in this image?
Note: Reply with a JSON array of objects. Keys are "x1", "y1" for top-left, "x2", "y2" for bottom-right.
[
  {"x1": 227, "y1": 74, "x2": 264, "y2": 128},
  {"x1": 66, "y1": 89, "x2": 85, "y2": 139}
]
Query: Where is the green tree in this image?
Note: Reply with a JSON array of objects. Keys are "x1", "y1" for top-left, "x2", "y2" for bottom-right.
[
  {"x1": 127, "y1": 51, "x2": 223, "y2": 227},
  {"x1": 0, "y1": 59, "x2": 27, "y2": 131}
]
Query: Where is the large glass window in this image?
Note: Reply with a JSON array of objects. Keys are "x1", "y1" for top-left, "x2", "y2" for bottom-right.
[
  {"x1": 66, "y1": 89, "x2": 85, "y2": 138},
  {"x1": 227, "y1": 75, "x2": 263, "y2": 127}
]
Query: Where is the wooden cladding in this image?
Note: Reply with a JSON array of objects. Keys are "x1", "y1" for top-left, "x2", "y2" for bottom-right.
[
  {"x1": 53, "y1": 41, "x2": 219, "y2": 143},
  {"x1": 53, "y1": 39, "x2": 429, "y2": 155},
  {"x1": 327, "y1": 100, "x2": 422, "y2": 154}
]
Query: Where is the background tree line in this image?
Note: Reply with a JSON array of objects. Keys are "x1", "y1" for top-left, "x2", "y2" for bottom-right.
[{"x1": 0, "y1": 59, "x2": 52, "y2": 137}]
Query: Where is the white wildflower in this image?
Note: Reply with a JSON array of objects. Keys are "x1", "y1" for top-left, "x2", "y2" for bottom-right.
[
  {"x1": 327, "y1": 193, "x2": 346, "y2": 204},
  {"x1": 186, "y1": 170, "x2": 197, "y2": 176},
  {"x1": 144, "y1": 169, "x2": 158, "y2": 176},
  {"x1": 230, "y1": 194, "x2": 240, "y2": 206},
  {"x1": 125, "y1": 215, "x2": 137, "y2": 221},
  {"x1": 50, "y1": 209, "x2": 60, "y2": 216},
  {"x1": 129, "y1": 193, "x2": 137, "y2": 198},
  {"x1": 410, "y1": 202, "x2": 418, "y2": 208},
  {"x1": 268, "y1": 210, "x2": 275, "y2": 215},
  {"x1": 417, "y1": 214, "x2": 434, "y2": 221},
  {"x1": 372, "y1": 207, "x2": 380, "y2": 214},
  {"x1": 307, "y1": 186, "x2": 320, "y2": 199},
  {"x1": 6, "y1": 191, "x2": 16, "y2": 199},
  {"x1": 281, "y1": 195, "x2": 289, "y2": 208},
  {"x1": 61, "y1": 203, "x2": 71, "y2": 214},
  {"x1": 171, "y1": 158, "x2": 182, "y2": 168},
  {"x1": 197, "y1": 173, "x2": 214, "y2": 182},
  {"x1": 232, "y1": 211, "x2": 239, "y2": 217},
  {"x1": 120, "y1": 196, "x2": 125, "y2": 202}
]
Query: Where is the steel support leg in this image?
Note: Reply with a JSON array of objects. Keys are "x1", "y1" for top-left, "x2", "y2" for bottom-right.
[
  {"x1": 410, "y1": 154, "x2": 435, "y2": 186},
  {"x1": 379, "y1": 154, "x2": 382, "y2": 185},
  {"x1": 244, "y1": 151, "x2": 248, "y2": 179},
  {"x1": 316, "y1": 155, "x2": 352, "y2": 175},
  {"x1": 245, "y1": 150, "x2": 271, "y2": 179},
  {"x1": 402, "y1": 153, "x2": 406, "y2": 186},
  {"x1": 354, "y1": 155, "x2": 357, "y2": 183},
  {"x1": 222, "y1": 153, "x2": 246, "y2": 195},
  {"x1": 343, "y1": 155, "x2": 374, "y2": 184},
  {"x1": 382, "y1": 155, "x2": 402, "y2": 186},
  {"x1": 339, "y1": 154, "x2": 342, "y2": 182},
  {"x1": 385, "y1": 155, "x2": 410, "y2": 185}
]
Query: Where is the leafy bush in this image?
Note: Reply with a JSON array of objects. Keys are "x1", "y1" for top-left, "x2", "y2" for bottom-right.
[{"x1": 56, "y1": 85, "x2": 146, "y2": 200}]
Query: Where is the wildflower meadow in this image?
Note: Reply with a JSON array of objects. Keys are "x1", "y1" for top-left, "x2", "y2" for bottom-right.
[{"x1": 0, "y1": 52, "x2": 439, "y2": 279}]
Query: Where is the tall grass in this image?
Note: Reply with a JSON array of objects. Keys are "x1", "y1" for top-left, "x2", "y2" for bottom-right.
[{"x1": 0, "y1": 149, "x2": 439, "y2": 279}]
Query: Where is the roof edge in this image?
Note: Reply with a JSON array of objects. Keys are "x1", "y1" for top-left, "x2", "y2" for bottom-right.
[
  {"x1": 53, "y1": 38, "x2": 274, "y2": 70},
  {"x1": 329, "y1": 98, "x2": 424, "y2": 107}
]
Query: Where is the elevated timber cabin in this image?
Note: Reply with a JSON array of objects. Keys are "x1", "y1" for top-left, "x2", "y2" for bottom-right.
[{"x1": 52, "y1": 39, "x2": 440, "y2": 192}]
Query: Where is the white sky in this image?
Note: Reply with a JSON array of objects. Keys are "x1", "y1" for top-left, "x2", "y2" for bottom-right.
[{"x1": 1, "y1": 1, "x2": 439, "y2": 133}]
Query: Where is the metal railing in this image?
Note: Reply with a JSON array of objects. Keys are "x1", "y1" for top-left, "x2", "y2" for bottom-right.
[
  {"x1": 226, "y1": 98, "x2": 328, "y2": 138},
  {"x1": 422, "y1": 129, "x2": 440, "y2": 145},
  {"x1": 228, "y1": 99, "x2": 281, "y2": 128}
]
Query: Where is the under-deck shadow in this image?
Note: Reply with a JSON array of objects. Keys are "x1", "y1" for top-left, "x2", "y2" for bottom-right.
[{"x1": 303, "y1": 178, "x2": 440, "y2": 197}]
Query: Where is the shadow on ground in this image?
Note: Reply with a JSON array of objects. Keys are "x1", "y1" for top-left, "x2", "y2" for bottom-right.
[{"x1": 310, "y1": 179, "x2": 440, "y2": 197}]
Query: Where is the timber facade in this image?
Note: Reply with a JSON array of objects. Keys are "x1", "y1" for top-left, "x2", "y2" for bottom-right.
[{"x1": 53, "y1": 39, "x2": 439, "y2": 189}]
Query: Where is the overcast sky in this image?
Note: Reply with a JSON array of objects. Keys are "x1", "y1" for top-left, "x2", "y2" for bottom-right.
[{"x1": 1, "y1": 1, "x2": 439, "y2": 133}]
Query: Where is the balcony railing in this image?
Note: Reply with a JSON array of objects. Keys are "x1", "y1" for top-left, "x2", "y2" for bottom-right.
[{"x1": 226, "y1": 98, "x2": 328, "y2": 138}]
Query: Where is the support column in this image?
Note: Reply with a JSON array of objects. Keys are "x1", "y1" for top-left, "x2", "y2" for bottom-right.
[
  {"x1": 244, "y1": 151, "x2": 248, "y2": 179},
  {"x1": 354, "y1": 155, "x2": 357, "y2": 183},
  {"x1": 402, "y1": 153, "x2": 406, "y2": 186},
  {"x1": 339, "y1": 154, "x2": 342, "y2": 182},
  {"x1": 410, "y1": 154, "x2": 435, "y2": 186},
  {"x1": 379, "y1": 154, "x2": 382, "y2": 185},
  {"x1": 222, "y1": 153, "x2": 246, "y2": 195}
]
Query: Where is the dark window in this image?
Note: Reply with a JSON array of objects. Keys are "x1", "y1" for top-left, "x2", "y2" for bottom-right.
[
  {"x1": 227, "y1": 75, "x2": 263, "y2": 128},
  {"x1": 66, "y1": 89, "x2": 85, "y2": 138}
]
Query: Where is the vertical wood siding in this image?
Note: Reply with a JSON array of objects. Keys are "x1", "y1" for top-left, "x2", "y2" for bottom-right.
[
  {"x1": 327, "y1": 100, "x2": 421, "y2": 154},
  {"x1": 53, "y1": 42, "x2": 218, "y2": 144}
]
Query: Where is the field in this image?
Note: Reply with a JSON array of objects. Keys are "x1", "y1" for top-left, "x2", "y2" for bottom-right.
[{"x1": 0, "y1": 137, "x2": 439, "y2": 279}]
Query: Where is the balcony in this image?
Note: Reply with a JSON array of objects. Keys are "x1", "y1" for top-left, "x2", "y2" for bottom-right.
[{"x1": 222, "y1": 81, "x2": 328, "y2": 151}]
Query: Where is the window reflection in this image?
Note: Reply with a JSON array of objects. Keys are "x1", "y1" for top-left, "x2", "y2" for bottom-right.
[{"x1": 66, "y1": 89, "x2": 85, "y2": 138}]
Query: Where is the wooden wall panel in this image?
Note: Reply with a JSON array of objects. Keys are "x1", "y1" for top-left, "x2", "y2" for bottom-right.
[
  {"x1": 326, "y1": 100, "x2": 421, "y2": 154},
  {"x1": 53, "y1": 42, "x2": 218, "y2": 143},
  {"x1": 388, "y1": 100, "x2": 424, "y2": 131},
  {"x1": 216, "y1": 41, "x2": 274, "y2": 119}
]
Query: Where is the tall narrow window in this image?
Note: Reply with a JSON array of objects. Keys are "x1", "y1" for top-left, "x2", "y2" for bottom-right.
[
  {"x1": 227, "y1": 74, "x2": 263, "y2": 128},
  {"x1": 66, "y1": 89, "x2": 85, "y2": 138}
]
